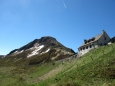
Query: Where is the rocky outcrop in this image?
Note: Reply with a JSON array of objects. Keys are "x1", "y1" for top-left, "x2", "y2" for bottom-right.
[
  {"x1": 5, "y1": 36, "x2": 75, "y2": 64},
  {"x1": 0, "y1": 55, "x2": 4, "y2": 58}
]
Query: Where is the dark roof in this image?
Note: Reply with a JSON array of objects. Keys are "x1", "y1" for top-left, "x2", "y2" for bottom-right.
[
  {"x1": 109, "y1": 36, "x2": 115, "y2": 43},
  {"x1": 79, "y1": 33, "x2": 102, "y2": 48}
]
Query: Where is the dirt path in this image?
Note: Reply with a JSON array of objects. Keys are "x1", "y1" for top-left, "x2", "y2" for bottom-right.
[
  {"x1": 28, "y1": 63, "x2": 64, "y2": 84},
  {"x1": 37, "y1": 60, "x2": 77, "y2": 81},
  {"x1": 31, "y1": 59, "x2": 77, "y2": 83},
  {"x1": 35, "y1": 64, "x2": 63, "y2": 83}
]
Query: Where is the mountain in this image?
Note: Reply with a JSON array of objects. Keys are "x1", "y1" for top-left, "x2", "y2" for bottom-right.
[
  {"x1": 0, "y1": 55, "x2": 4, "y2": 58},
  {"x1": 5, "y1": 36, "x2": 75, "y2": 65},
  {"x1": 0, "y1": 40, "x2": 115, "y2": 86}
]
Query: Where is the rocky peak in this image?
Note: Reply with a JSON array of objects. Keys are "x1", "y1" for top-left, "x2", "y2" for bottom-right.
[
  {"x1": 38, "y1": 36, "x2": 63, "y2": 47},
  {"x1": 21, "y1": 36, "x2": 63, "y2": 50},
  {"x1": 7, "y1": 36, "x2": 75, "y2": 57},
  {"x1": 39, "y1": 36, "x2": 56, "y2": 44}
]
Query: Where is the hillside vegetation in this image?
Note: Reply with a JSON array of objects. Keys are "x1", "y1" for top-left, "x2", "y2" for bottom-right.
[{"x1": 0, "y1": 43, "x2": 115, "y2": 86}]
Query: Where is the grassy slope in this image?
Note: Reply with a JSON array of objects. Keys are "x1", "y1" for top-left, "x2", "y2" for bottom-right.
[
  {"x1": 36, "y1": 43, "x2": 115, "y2": 86},
  {"x1": 0, "y1": 43, "x2": 115, "y2": 86}
]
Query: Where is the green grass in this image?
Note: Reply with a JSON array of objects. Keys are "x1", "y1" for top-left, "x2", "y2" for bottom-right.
[
  {"x1": 0, "y1": 62, "x2": 60, "y2": 86},
  {"x1": 0, "y1": 43, "x2": 115, "y2": 86},
  {"x1": 35, "y1": 43, "x2": 115, "y2": 86}
]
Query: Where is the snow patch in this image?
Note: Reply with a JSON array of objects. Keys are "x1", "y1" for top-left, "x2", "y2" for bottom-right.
[
  {"x1": 44, "y1": 49, "x2": 50, "y2": 53},
  {"x1": 13, "y1": 50, "x2": 24, "y2": 55},
  {"x1": 20, "y1": 50, "x2": 24, "y2": 52},
  {"x1": 27, "y1": 45, "x2": 44, "y2": 58},
  {"x1": 41, "y1": 48, "x2": 50, "y2": 55},
  {"x1": 14, "y1": 51, "x2": 18, "y2": 53},
  {"x1": 45, "y1": 48, "x2": 50, "y2": 53},
  {"x1": 28, "y1": 43, "x2": 39, "y2": 50}
]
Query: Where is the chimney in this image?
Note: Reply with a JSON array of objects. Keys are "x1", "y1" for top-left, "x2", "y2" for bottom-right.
[{"x1": 102, "y1": 30, "x2": 105, "y2": 34}]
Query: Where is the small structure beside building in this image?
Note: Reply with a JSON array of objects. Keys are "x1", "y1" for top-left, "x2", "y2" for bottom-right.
[
  {"x1": 78, "y1": 30, "x2": 110, "y2": 56},
  {"x1": 109, "y1": 36, "x2": 115, "y2": 44}
]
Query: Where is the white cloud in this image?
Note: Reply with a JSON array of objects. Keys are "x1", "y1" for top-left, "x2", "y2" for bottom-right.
[{"x1": 62, "y1": 0, "x2": 66, "y2": 9}]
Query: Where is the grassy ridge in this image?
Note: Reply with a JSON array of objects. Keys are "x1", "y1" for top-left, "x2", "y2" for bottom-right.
[
  {"x1": 35, "y1": 43, "x2": 115, "y2": 86},
  {"x1": 0, "y1": 62, "x2": 60, "y2": 86},
  {"x1": 0, "y1": 43, "x2": 115, "y2": 86}
]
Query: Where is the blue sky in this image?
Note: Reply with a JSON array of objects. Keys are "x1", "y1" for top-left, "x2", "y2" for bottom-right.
[{"x1": 0, "y1": 0, "x2": 115, "y2": 55}]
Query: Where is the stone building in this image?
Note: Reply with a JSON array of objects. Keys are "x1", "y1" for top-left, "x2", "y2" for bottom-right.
[
  {"x1": 78, "y1": 30, "x2": 110, "y2": 56},
  {"x1": 109, "y1": 36, "x2": 115, "y2": 43}
]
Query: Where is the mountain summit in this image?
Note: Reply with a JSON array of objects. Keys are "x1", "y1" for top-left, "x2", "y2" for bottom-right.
[{"x1": 6, "y1": 36, "x2": 75, "y2": 64}]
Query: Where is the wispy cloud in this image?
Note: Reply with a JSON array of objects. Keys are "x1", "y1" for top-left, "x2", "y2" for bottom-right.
[{"x1": 62, "y1": 0, "x2": 66, "y2": 8}]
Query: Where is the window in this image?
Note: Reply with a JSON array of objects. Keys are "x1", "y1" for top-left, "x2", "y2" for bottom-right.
[
  {"x1": 85, "y1": 41, "x2": 87, "y2": 44},
  {"x1": 86, "y1": 46, "x2": 88, "y2": 49},
  {"x1": 80, "y1": 48, "x2": 82, "y2": 51},
  {"x1": 100, "y1": 43, "x2": 102, "y2": 46},
  {"x1": 90, "y1": 45, "x2": 92, "y2": 48},
  {"x1": 84, "y1": 39, "x2": 87, "y2": 44},
  {"x1": 105, "y1": 37, "x2": 106, "y2": 40},
  {"x1": 83, "y1": 47, "x2": 85, "y2": 50}
]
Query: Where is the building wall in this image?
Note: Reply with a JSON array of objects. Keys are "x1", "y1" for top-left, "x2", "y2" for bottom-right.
[
  {"x1": 78, "y1": 31, "x2": 110, "y2": 57},
  {"x1": 97, "y1": 31, "x2": 110, "y2": 46},
  {"x1": 78, "y1": 42, "x2": 98, "y2": 56},
  {"x1": 114, "y1": 37, "x2": 115, "y2": 42}
]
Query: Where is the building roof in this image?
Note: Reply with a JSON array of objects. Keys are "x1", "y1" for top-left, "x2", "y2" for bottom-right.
[
  {"x1": 79, "y1": 33, "x2": 103, "y2": 48},
  {"x1": 109, "y1": 36, "x2": 115, "y2": 43}
]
